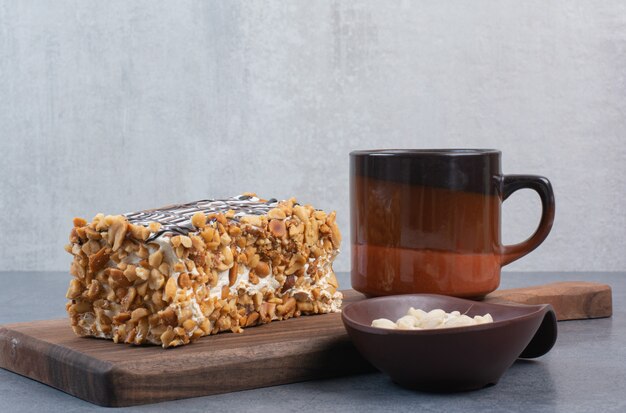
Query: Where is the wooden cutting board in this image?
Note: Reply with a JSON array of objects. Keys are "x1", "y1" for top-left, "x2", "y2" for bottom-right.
[
  {"x1": 0, "y1": 282, "x2": 612, "y2": 407},
  {"x1": 483, "y1": 281, "x2": 612, "y2": 321},
  {"x1": 0, "y1": 290, "x2": 372, "y2": 407}
]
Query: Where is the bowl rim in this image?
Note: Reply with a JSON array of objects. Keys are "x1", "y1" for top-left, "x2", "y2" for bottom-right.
[{"x1": 341, "y1": 293, "x2": 551, "y2": 336}]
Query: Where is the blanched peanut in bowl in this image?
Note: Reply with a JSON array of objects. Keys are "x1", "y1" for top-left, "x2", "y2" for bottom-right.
[
  {"x1": 371, "y1": 308, "x2": 494, "y2": 330},
  {"x1": 371, "y1": 318, "x2": 397, "y2": 329},
  {"x1": 443, "y1": 314, "x2": 474, "y2": 328},
  {"x1": 408, "y1": 307, "x2": 427, "y2": 321},
  {"x1": 396, "y1": 315, "x2": 419, "y2": 330}
]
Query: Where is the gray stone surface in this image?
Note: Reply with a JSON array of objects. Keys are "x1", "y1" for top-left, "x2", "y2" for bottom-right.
[
  {"x1": 0, "y1": 271, "x2": 624, "y2": 412},
  {"x1": 2, "y1": 1, "x2": 626, "y2": 274}
]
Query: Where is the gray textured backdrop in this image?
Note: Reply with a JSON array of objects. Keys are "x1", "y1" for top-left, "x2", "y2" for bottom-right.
[{"x1": 1, "y1": 1, "x2": 625, "y2": 274}]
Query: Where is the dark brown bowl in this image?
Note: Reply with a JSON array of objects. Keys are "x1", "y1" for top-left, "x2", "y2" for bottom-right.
[{"x1": 342, "y1": 294, "x2": 557, "y2": 392}]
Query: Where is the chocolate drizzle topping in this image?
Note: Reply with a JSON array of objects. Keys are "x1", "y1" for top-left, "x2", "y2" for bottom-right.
[{"x1": 124, "y1": 195, "x2": 279, "y2": 241}]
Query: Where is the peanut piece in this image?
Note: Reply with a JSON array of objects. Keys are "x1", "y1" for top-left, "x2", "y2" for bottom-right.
[
  {"x1": 88, "y1": 247, "x2": 110, "y2": 273},
  {"x1": 268, "y1": 208, "x2": 286, "y2": 220},
  {"x1": 241, "y1": 215, "x2": 262, "y2": 227},
  {"x1": 148, "y1": 222, "x2": 162, "y2": 233},
  {"x1": 108, "y1": 217, "x2": 128, "y2": 252},
  {"x1": 285, "y1": 262, "x2": 303, "y2": 275},
  {"x1": 248, "y1": 253, "x2": 261, "y2": 269},
  {"x1": 305, "y1": 219, "x2": 319, "y2": 246},
  {"x1": 180, "y1": 235, "x2": 192, "y2": 248},
  {"x1": 191, "y1": 235, "x2": 204, "y2": 250},
  {"x1": 149, "y1": 269, "x2": 165, "y2": 290},
  {"x1": 281, "y1": 275, "x2": 296, "y2": 293},
  {"x1": 289, "y1": 222, "x2": 304, "y2": 236},
  {"x1": 228, "y1": 226, "x2": 242, "y2": 237},
  {"x1": 151, "y1": 291, "x2": 164, "y2": 306},
  {"x1": 201, "y1": 227, "x2": 215, "y2": 243},
  {"x1": 73, "y1": 217, "x2": 87, "y2": 227},
  {"x1": 66, "y1": 279, "x2": 82, "y2": 299},
  {"x1": 269, "y1": 219, "x2": 287, "y2": 238},
  {"x1": 255, "y1": 261, "x2": 270, "y2": 277},
  {"x1": 85, "y1": 280, "x2": 101, "y2": 300},
  {"x1": 191, "y1": 212, "x2": 207, "y2": 228},
  {"x1": 220, "y1": 232, "x2": 231, "y2": 246},
  {"x1": 131, "y1": 307, "x2": 149, "y2": 322},
  {"x1": 293, "y1": 205, "x2": 309, "y2": 222},
  {"x1": 70, "y1": 261, "x2": 86, "y2": 279},
  {"x1": 160, "y1": 327, "x2": 175, "y2": 346},
  {"x1": 179, "y1": 308, "x2": 193, "y2": 323},
  {"x1": 121, "y1": 286, "x2": 137, "y2": 311},
  {"x1": 183, "y1": 319, "x2": 197, "y2": 331},
  {"x1": 221, "y1": 285, "x2": 230, "y2": 300},
  {"x1": 246, "y1": 311, "x2": 260, "y2": 326},
  {"x1": 84, "y1": 227, "x2": 101, "y2": 240},
  {"x1": 129, "y1": 224, "x2": 150, "y2": 241},
  {"x1": 178, "y1": 272, "x2": 191, "y2": 289},
  {"x1": 71, "y1": 301, "x2": 92, "y2": 314},
  {"x1": 107, "y1": 268, "x2": 131, "y2": 288},
  {"x1": 149, "y1": 249, "x2": 163, "y2": 268},
  {"x1": 253, "y1": 292, "x2": 263, "y2": 308},
  {"x1": 164, "y1": 277, "x2": 177, "y2": 302},
  {"x1": 297, "y1": 302, "x2": 314, "y2": 312},
  {"x1": 160, "y1": 307, "x2": 178, "y2": 326},
  {"x1": 216, "y1": 315, "x2": 231, "y2": 331},
  {"x1": 136, "y1": 281, "x2": 148, "y2": 296},
  {"x1": 222, "y1": 246, "x2": 234, "y2": 266},
  {"x1": 259, "y1": 302, "x2": 276, "y2": 321},
  {"x1": 229, "y1": 262, "x2": 238, "y2": 287},
  {"x1": 200, "y1": 319, "x2": 212, "y2": 334},
  {"x1": 135, "y1": 318, "x2": 149, "y2": 342},
  {"x1": 135, "y1": 267, "x2": 150, "y2": 281},
  {"x1": 276, "y1": 297, "x2": 296, "y2": 317},
  {"x1": 113, "y1": 312, "x2": 131, "y2": 324}
]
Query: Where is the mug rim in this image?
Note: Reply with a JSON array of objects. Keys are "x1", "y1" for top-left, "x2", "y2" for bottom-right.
[{"x1": 350, "y1": 149, "x2": 500, "y2": 157}]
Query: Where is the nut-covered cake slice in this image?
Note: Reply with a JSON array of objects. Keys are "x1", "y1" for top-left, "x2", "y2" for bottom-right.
[{"x1": 65, "y1": 194, "x2": 342, "y2": 348}]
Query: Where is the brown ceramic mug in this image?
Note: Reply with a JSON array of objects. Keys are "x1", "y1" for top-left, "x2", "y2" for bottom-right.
[{"x1": 350, "y1": 149, "x2": 555, "y2": 298}]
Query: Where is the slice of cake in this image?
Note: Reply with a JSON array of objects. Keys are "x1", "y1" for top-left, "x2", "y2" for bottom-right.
[{"x1": 65, "y1": 194, "x2": 342, "y2": 348}]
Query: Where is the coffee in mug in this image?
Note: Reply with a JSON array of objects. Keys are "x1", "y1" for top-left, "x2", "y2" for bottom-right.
[{"x1": 350, "y1": 149, "x2": 555, "y2": 298}]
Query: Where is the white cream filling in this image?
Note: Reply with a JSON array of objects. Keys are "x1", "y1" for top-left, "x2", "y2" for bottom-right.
[
  {"x1": 209, "y1": 268, "x2": 234, "y2": 297},
  {"x1": 187, "y1": 295, "x2": 205, "y2": 325},
  {"x1": 208, "y1": 266, "x2": 282, "y2": 298}
]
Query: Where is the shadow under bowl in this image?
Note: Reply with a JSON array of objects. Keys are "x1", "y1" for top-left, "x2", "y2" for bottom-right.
[{"x1": 341, "y1": 294, "x2": 557, "y2": 392}]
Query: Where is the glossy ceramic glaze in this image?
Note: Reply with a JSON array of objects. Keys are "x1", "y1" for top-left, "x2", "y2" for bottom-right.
[
  {"x1": 350, "y1": 149, "x2": 555, "y2": 297},
  {"x1": 341, "y1": 294, "x2": 557, "y2": 392}
]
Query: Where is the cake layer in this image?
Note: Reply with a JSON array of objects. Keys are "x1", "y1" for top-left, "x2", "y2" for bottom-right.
[{"x1": 65, "y1": 194, "x2": 342, "y2": 347}]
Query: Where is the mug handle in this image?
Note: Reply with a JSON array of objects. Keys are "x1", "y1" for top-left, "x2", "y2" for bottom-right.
[{"x1": 500, "y1": 175, "x2": 556, "y2": 266}]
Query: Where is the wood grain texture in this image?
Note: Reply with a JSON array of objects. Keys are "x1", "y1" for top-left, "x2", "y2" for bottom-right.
[
  {"x1": 0, "y1": 290, "x2": 372, "y2": 407},
  {"x1": 483, "y1": 281, "x2": 612, "y2": 321}
]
